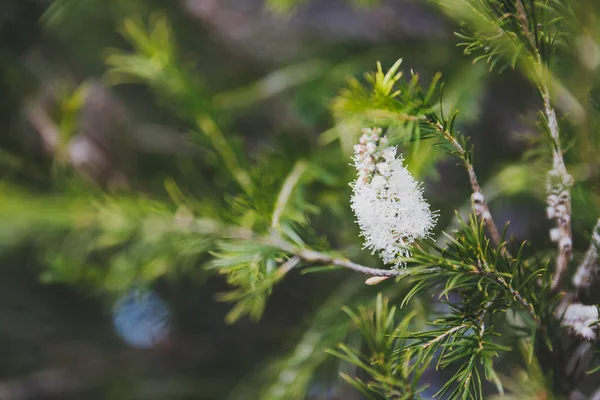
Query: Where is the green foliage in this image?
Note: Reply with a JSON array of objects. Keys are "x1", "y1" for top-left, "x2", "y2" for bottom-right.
[
  {"x1": 105, "y1": 14, "x2": 254, "y2": 196},
  {"x1": 209, "y1": 240, "x2": 288, "y2": 324},
  {"x1": 299, "y1": 40, "x2": 580, "y2": 390},
  {"x1": 3, "y1": 1, "x2": 600, "y2": 399},
  {"x1": 332, "y1": 59, "x2": 480, "y2": 171},
  {"x1": 250, "y1": 280, "x2": 363, "y2": 400},
  {"x1": 406, "y1": 215, "x2": 549, "y2": 317},
  {"x1": 265, "y1": 0, "x2": 380, "y2": 14},
  {"x1": 434, "y1": 0, "x2": 571, "y2": 72},
  {"x1": 0, "y1": 189, "x2": 213, "y2": 294},
  {"x1": 489, "y1": 341, "x2": 555, "y2": 400},
  {"x1": 399, "y1": 216, "x2": 551, "y2": 399},
  {"x1": 332, "y1": 59, "x2": 442, "y2": 151},
  {"x1": 328, "y1": 293, "x2": 427, "y2": 399}
]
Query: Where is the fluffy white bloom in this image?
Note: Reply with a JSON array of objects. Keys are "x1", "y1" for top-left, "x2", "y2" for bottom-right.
[
  {"x1": 350, "y1": 128, "x2": 436, "y2": 266},
  {"x1": 561, "y1": 303, "x2": 598, "y2": 340}
]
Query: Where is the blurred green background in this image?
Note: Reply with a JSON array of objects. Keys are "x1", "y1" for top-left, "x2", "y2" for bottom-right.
[{"x1": 1, "y1": 0, "x2": 593, "y2": 399}]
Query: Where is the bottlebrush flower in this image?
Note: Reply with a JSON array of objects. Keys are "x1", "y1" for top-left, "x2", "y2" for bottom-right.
[{"x1": 350, "y1": 128, "x2": 436, "y2": 266}]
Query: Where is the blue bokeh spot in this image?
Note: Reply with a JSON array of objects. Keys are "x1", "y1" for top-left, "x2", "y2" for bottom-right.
[{"x1": 112, "y1": 288, "x2": 172, "y2": 349}]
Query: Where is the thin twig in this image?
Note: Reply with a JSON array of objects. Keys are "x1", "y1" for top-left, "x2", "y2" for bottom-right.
[
  {"x1": 435, "y1": 123, "x2": 504, "y2": 249},
  {"x1": 273, "y1": 239, "x2": 408, "y2": 277},
  {"x1": 514, "y1": 0, "x2": 537, "y2": 51},
  {"x1": 510, "y1": 1, "x2": 573, "y2": 291},
  {"x1": 271, "y1": 160, "x2": 308, "y2": 229},
  {"x1": 278, "y1": 256, "x2": 302, "y2": 275},
  {"x1": 482, "y1": 271, "x2": 538, "y2": 323},
  {"x1": 473, "y1": 259, "x2": 543, "y2": 332},
  {"x1": 543, "y1": 86, "x2": 573, "y2": 291},
  {"x1": 543, "y1": 88, "x2": 570, "y2": 178},
  {"x1": 294, "y1": 248, "x2": 409, "y2": 276},
  {"x1": 183, "y1": 217, "x2": 406, "y2": 277},
  {"x1": 422, "y1": 325, "x2": 463, "y2": 348}
]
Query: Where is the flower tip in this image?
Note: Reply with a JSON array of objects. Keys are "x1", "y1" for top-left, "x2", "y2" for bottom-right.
[{"x1": 365, "y1": 276, "x2": 390, "y2": 285}]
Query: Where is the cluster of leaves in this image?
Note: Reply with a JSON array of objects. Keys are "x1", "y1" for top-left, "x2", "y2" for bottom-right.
[
  {"x1": 0, "y1": 188, "x2": 216, "y2": 296},
  {"x1": 3, "y1": 9, "x2": 552, "y2": 398},
  {"x1": 331, "y1": 56, "x2": 480, "y2": 181},
  {"x1": 1, "y1": 11, "x2": 361, "y2": 327},
  {"x1": 4, "y1": 25, "x2": 346, "y2": 319},
  {"x1": 105, "y1": 14, "x2": 254, "y2": 195},
  {"x1": 324, "y1": 52, "x2": 571, "y2": 397},
  {"x1": 328, "y1": 293, "x2": 427, "y2": 399},
  {"x1": 433, "y1": 0, "x2": 572, "y2": 72},
  {"x1": 332, "y1": 59, "x2": 442, "y2": 152},
  {"x1": 209, "y1": 239, "x2": 290, "y2": 324},
  {"x1": 322, "y1": 1, "x2": 600, "y2": 398},
  {"x1": 405, "y1": 216, "x2": 551, "y2": 323},
  {"x1": 401, "y1": 216, "x2": 553, "y2": 399},
  {"x1": 327, "y1": 215, "x2": 559, "y2": 399}
]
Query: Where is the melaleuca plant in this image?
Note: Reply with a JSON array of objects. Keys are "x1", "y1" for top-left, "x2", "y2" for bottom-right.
[
  {"x1": 2, "y1": 1, "x2": 600, "y2": 399},
  {"x1": 324, "y1": 1, "x2": 600, "y2": 398}
]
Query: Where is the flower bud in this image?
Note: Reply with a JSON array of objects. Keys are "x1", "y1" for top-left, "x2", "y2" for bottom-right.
[
  {"x1": 555, "y1": 204, "x2": 567, "y2": 218},
  {"x1": 366, "y1": 142, "x2": 377, "y2": 154},
  {"x1": 547, "y1": 194, "x2": 559, "y2": 207},
  {"x1": 481, "y1": 210, "x2": 492, "y2": 222},
  {"x1": 365, "y1": 276, "x2": 390, "y2": 285},
  {"x1": 472, "y1": 191, "x2": 485, "y2": 204},
  {"x1": 559, "y1": 236, "x2": 572, "y2": 251},
  {"x1": 550, "y1": 228, "x2": 561, "y2": 242}
]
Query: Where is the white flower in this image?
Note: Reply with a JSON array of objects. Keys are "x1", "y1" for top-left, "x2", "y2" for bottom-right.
[
  {"x1": 366, "y1": 142, "x2": 377, "y2": 154},
  {"x1": 376, "y1": 162, "x2": 390, "y2": 176},
  {"x1": 561, "y1": 303, "x2": 598, "y2": 340},
  {"x1": 370, "y1": 175, "x2": 387, "y2": 190},
  {"x1": 350, "y1": 128, "x2": 436, "y2": 266}
]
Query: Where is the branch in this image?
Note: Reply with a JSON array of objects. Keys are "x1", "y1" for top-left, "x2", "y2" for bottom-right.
[
  {"x1": 270, "y1": 237, "x2": 408, "y2": 277},
  {"x1": 474, "y1": 259, "x2": 543, "y2": 332},
  {"x1": 435, "y1": 123, "x2": 504, "y2": 250},
  {"x1": 278, "y1": 255, "x2": 302, "y2": 275},
  {"x1": 514, "y1": 0, "x2": 537, "y2": 51},
  {"x1": 572, "y1": 219, "x2": 600, "y2": 294},
  {"x1": 480, "y1": 270, "x2": 539, "y2": 324},
  {"x1": 513, "y1": 0, "x2": 573, "y2": 292},
  {"x1": 141, "y1": 210, "x2": 405, "y2": 278},
  {"x1": 543, "y1": 87, "x2": 574, "y2": 292}
]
